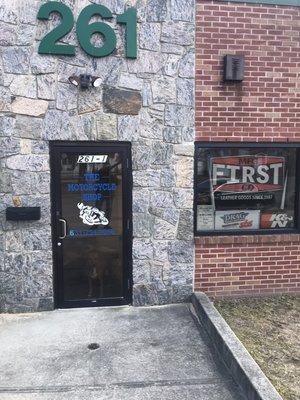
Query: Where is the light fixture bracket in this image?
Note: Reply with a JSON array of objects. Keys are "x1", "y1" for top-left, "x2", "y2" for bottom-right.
[{"x1": 68, "y1": 74, "x2": 101, "y2": 89}]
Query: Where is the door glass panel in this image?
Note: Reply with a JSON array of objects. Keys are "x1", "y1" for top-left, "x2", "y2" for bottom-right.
[{"x1": 60, "y1": 151, "x2": 123, "y2": 301}]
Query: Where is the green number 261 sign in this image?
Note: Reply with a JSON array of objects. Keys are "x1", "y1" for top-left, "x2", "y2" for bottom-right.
[{"x1": 37, "y1": 2, "x2": 137, "y2": 58}]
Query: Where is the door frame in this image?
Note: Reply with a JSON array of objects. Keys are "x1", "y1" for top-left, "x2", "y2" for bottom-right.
[{"x1": 49, "y1": 141, "x2": 133, "y2": 309}]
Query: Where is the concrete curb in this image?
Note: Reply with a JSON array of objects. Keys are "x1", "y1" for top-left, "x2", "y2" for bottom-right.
[{"x1": 190, "y1": 292, "x2": 283, "y2": 400}]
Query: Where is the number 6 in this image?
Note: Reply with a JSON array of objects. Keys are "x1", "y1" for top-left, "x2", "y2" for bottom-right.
[{"x1": 76, "y1": 4, "x2": 117, "y2": 58}]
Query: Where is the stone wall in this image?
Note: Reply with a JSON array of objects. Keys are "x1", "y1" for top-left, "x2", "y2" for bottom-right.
[{"x1": 0, "y1": 0, "x2": 195, "y2": 312}]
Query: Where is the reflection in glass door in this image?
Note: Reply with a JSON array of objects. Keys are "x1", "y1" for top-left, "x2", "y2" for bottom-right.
[{"x1": 50, "y1": 143, "x2": 132, "y2": 308}]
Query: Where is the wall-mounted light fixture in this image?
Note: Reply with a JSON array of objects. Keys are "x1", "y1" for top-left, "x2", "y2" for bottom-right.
[
  {"x1": 68, "y1": 74, "x2": 102, "y2": 89},
  {"x1": 223, "y1": 55, "x2": 245, "y2": 82}
]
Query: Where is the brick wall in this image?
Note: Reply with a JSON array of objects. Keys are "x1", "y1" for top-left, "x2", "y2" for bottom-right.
[
  {"x1": 196, "y1": 0, "x2": 300, "y2": 141},
  {"x1": 195, "y1": 235, "x2": 300, "y2": 297},
  {"x1": 195, "y1": 0, "x2": 300, "y2": 297}
]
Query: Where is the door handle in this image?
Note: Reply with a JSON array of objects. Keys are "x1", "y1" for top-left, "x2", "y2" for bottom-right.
[{"x1": 58, "y1": 218, "x2": 67, "y2": 239}]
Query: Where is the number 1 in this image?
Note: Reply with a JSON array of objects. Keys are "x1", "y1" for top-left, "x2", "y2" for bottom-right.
[{"x1": 117, "y1": 8, "x2": 137, "y2": 59}]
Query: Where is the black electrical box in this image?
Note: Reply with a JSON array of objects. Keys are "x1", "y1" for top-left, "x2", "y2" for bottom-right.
[
  {"x1": 223, "y1": 54, "x2": 245, "y2": 82},
  {"x1": 6, "y1": 207, "x2": 41, "y2": 221}
]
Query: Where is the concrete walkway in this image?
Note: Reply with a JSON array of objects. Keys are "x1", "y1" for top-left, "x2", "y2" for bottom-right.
[{"x1": 0, "y1": 304, "x2": 244, "y2": 400}]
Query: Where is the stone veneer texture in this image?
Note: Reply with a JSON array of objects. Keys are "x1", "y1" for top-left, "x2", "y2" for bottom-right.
[{"x1": 0, "y1": 0, "x2": 195, "y2": 312}]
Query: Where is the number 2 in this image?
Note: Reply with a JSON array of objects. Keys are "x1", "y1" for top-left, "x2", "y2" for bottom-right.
[{"x1": 37, "y1": 1, "x2": 75, "y2": 56}]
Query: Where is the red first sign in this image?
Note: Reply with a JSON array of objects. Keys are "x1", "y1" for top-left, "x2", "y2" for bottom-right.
[{"x1": 210, "y1": 155, "x2": 285, "y2": 193}]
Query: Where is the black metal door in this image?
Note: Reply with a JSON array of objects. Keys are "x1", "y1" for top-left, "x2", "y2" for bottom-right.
[{"x1": 50, "y1": 142, "x2": 132, "y2": 308}]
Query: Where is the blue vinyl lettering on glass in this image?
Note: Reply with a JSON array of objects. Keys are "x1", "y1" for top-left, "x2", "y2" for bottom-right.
[
  {"x1": 84, "y1": 173, "x2": 101, "y2": 181},
  {"x1": 69, "y1": 228, "x2": 117, "y2": 237},
  {"x1": 82, "y1": 194, "x2": 102, "y2": 202},
  {"x1": 62, "y1": 152, "x2": 121, "y2": 238},
  {"x1": 67, "y1": 183, "x2": 117, "y2": 192}
]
